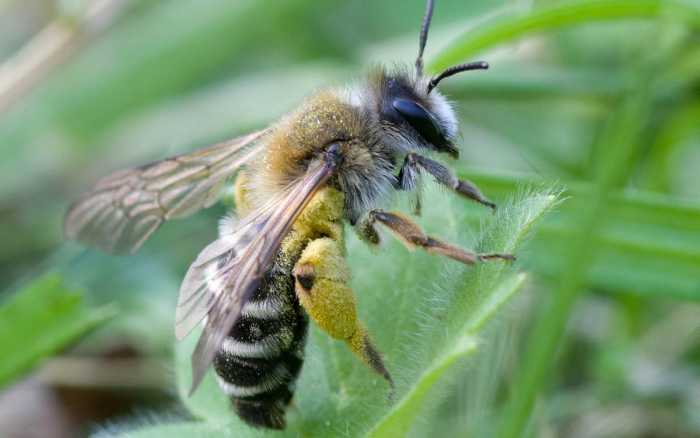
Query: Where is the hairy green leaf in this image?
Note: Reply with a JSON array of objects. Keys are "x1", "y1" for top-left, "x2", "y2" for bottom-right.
[
  {"x1": 110, "y1": 186, "x2": 558, "y2": 437},
  {"x1": 458, "y1": 169, "x2": 700, "y2": 302}
]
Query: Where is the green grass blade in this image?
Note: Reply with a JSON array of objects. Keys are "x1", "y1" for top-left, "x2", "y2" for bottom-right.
[
  {"x1": 0, "y1": 274, "x2": 116, "y2": 388},
  {"x1": 496, "y1": 73, "x2": 653, "y2": 438},
  {"x1": 431, "y1": 0, "x2": 700, "y2": 71},
  {"x1": 641, "y1": 102, "x2": 700, "y2": 192}
]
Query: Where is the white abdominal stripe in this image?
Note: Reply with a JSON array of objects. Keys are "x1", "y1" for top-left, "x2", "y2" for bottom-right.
[
  {"x1": 241, "y1": 297, "x2": 287, "y2": 320},
  {"x1": 221, "y1": 326, "x2": 294, "y2": 359},
  {"x1": 216, "y1": 363, "x2": 293, "y2": 398}
]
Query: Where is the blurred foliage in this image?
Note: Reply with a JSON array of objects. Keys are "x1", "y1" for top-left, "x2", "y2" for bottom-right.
[
  {"x1": 1, "y1": 0, "x2": 700, "y2": 437},
  {"x1": 0, "y1": 274, "x2": 114, "y2": 388}
]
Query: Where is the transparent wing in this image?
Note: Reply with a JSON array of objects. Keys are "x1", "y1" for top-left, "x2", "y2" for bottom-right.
[
  {"x1": 174, "y1": 196, "x2": 281, "y2": 341},
  {"x1": 176, "y1": 156, "x2": 338, "y2": 395},
  {"x1": 64, "y1": 130, "x2": 268, "y2": 254}
]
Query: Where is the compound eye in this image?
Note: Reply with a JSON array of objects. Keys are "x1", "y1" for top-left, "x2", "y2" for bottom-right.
[{"x1": 392, "y1": 99, "x2": 445, "y2": 147}]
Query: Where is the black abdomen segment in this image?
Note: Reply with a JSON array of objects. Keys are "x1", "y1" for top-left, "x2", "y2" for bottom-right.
[{"x1": 213, "y1": 271, "x2": 308, "y2": 429}]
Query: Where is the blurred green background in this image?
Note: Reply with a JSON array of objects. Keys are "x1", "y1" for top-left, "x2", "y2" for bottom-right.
[{"x1": 1, "y1": 0, "x2": 699, "y2": 437}]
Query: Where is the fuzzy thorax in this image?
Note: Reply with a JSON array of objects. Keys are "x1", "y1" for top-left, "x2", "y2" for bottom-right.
[
  {"x1": 247, "y1": 88, "x2": 396, "y2": 223},
  {"x1": 252, "y1": 91, "x2": 365, "y2": 197}
]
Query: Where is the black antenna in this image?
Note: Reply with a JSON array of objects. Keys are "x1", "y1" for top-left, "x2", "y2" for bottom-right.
[
  {"x1": 415, "y1": 0, "x2": 435, "y2": 77},
  {"x1": 427, "y1": 61, "x2": 489, "y2": 94}
]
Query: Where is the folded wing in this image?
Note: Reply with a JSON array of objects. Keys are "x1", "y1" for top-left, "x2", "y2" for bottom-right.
[{"x1": 176, "y1": 155, "x2": 339, "y2": 394}]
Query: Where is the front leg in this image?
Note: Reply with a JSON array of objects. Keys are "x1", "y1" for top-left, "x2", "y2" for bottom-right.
[
  {"x1": 367, "y1": 209, "x2": 514, "y2": 264},
  {"x1": 398, "y1": 153, "x2": 496, "y2": 210},
  {"x1": 293, "y1": 237, "x2": 393, "y2": 388}
]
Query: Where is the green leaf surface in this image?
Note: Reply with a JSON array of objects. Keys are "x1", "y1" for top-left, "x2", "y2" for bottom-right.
[
  {"x1": 369, "y1": 273, "x2": 528, "y2": 438},
  {"x1": 0, "y1": 274, "x2": 116, "y2": 388}
]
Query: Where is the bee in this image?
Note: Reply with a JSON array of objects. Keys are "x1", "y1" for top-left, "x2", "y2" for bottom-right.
[{"x1": 64, "y1": 0, "x2": 514, "y2": 429}]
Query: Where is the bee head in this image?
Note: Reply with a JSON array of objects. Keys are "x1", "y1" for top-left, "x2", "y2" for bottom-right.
[
  {"x1": 392, "y1": 97, "x2": 452, "y2": 155},
  {"x1": 369, "y1": 0, "x2": 488, "y2": 159},
  {"x1": 373, "y1": 72, "x2": 459, "y2": 158}
]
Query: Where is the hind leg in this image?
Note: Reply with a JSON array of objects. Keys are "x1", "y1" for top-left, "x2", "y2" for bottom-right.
[{"x1": 293, "y1": 237, "x2": 393, "y2": 388}]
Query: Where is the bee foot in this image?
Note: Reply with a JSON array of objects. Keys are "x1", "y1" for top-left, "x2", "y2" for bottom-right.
[{"x1": 478, "y1": 253, "x2": 516, "y2": 262}]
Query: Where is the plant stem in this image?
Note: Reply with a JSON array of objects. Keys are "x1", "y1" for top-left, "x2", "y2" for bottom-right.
[
  {"x1": 496, "y1": 80, "x2": 652, "y2": 438},
  {"x1": 0, "y1": 0, "x2": 126, "y2": 114}
]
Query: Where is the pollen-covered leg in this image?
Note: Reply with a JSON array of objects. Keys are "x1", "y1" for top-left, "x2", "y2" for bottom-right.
[
  {"x1": 293, "y1": 237, "x2": 393, "y2": 387},
  {"x1": 398, "y1": 153, "x2": 496, "y2": 210},
  {"x1": 368, "y1": 209, "x2": 515, "y2": 264},
  {"x1": 347, "y1": 323, "x2": 393, "y2": 386}
]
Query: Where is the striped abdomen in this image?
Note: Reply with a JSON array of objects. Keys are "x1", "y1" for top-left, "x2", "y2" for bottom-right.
[{"x1": 213, "y1": 255, "x2": 308, "y2": 429}]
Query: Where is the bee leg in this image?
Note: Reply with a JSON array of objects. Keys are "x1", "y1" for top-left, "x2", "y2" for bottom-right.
[
  {"x1": 355, "y1": 217, "x2": 382, "y2": 246},
  {"x1": 368, "y1": 209, "x2": 515, "y2": 264},
  {"x1": 412, "y1": 191, "x2": 422, "y2": 216},
  {"x1": 293, "y1": 237, "x2": 393, "y2": 388},
  {"x1": 398, "y1": 153, "x2": 496, "y2": 211},
  {"x1": 396, "y1": 157, "x2": 423, "y2": 215}
]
